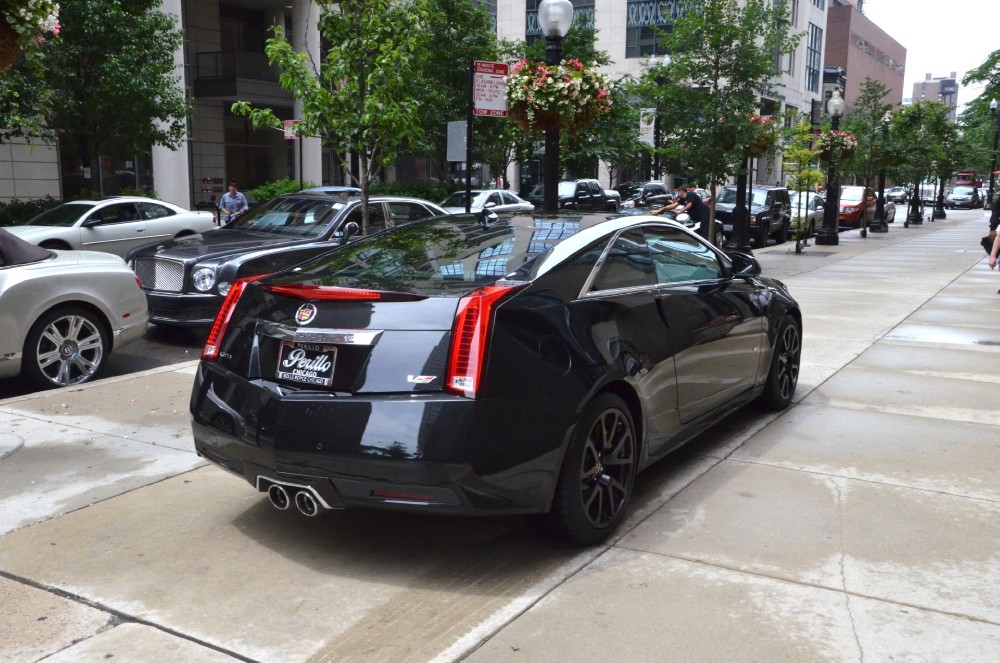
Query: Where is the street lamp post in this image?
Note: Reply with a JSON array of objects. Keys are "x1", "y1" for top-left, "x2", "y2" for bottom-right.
[
  {"x1": 988, "y1": 98, "x2": 998, "y2": 211},
  {"x1": 817, "y1": 89, "x2": 846, "y2": 246},
  {"x1": 933, "y1": 173, "x2": 947, "y2": 219},
  {"x1": 871, "y1": 111, "x2": 891, "y2": 233},
  {"x1": 538, "y1": 0, "x2": 573, "y2": 213}
]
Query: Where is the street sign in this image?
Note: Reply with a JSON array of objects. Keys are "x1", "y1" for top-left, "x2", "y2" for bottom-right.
[
  {"x1": 283, "y1": 120, "x2": 300, "y2": 140},
  {"x1": 473, "y1": 60, "x2": 509, "y2": 118}
]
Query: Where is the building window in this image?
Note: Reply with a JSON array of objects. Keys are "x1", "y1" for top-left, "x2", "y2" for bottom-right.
[
  {"x1": 474, "y1": 0, "x2": 497, "y2": 33},
  {"x1": 811, "y1": 0, "x2": 824, "y2": 8},
  {"x1": 805, "y1": 23, "x2": 822, "y2": 93},
  {"x1": 788, "y1": 47, "x2": 796, "y2": 77},
  {"x1": 526, "y1": 0, "x2": 594, "y2": 45},
  {"x1": 790, "y1": 0, "x2": 799, "y2": 27},
  {"x1": 624, "y1": 0, "x2": 683, "y2": 58}
]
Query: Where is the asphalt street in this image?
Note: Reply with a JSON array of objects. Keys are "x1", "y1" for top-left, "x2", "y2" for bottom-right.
[{"x1": 1, "y1": 207, "x2": 998, "y2": 662}]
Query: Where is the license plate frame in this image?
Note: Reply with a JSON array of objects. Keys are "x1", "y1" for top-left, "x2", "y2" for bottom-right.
[{"x1": 276, "y1": 341, "x2": 337, "y2": 387}]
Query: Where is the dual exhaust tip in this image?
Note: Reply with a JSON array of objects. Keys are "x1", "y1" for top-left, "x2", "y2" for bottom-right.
[{"x1": 267, "y1": 482, "x2": 322, "y2": 517}]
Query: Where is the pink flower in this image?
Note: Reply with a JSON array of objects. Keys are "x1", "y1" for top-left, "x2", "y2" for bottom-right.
[{"x1": 52, "y1": 23, "x2": 61, "y2": 35}]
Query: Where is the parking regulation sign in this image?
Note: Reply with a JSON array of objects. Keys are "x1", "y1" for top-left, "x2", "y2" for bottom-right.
[{"x1": 473, "y1": 60, "x2": 509, "y2": 117}]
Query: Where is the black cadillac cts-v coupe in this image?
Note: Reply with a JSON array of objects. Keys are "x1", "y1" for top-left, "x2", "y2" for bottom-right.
[{"x1": 191, "y1": 212, "x2": 801, "y2": 544}]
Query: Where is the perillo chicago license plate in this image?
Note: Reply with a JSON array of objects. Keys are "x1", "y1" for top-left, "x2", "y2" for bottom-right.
[{"x1": 276, "y1": 341, "x2": 337, "y2": 386}]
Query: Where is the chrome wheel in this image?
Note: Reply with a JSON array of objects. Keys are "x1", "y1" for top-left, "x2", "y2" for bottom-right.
[{"x1": 28, "y1": 311, "x2": 107, "y2": 387}]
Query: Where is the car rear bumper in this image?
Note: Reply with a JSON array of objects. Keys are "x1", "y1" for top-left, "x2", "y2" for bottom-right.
[
  {"x1": 190, "y1": 362, "x2": 566, "y2": 516},
  {"x1": 145, "y1": 290, "x2": 222, "y2": 326}
]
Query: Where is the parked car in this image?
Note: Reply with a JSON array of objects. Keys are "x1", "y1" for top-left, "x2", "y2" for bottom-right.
[
  {"x1": 126, "y1": 191, "x2": 448, "y2": 327},
  {"x1": 944, "y1": 186, "x2": 981, "y2": 209},
  {"x1": 189, "y1": 211, "x2": 801, "y2": 544},
  {"x1": 439, "y1": 189, "x2": 534, "y2": 216},
  {"x1": 884, "y1": 200, "x2": 897, "y2": 223},
  {"x1": 0, "y1": 228, "x2": 147, "y2": 389},
  {"x1": 526, "y1": 179, "x2": 621, "y2": 212},
  {"x1": 715, "y1": 185, "x2": 792, "y2": 247},
  {"x1": 886, "y1": 186, "x2": 909, "y2": 204},
  {"x1": 300, "y1": 185, "x2": 362, "y2": 194},
  {"x1": 617, "y1": 181, "x2": 669, "y2": 209},
  {"x1": 838, "y1": 186, "x2": 876, "y2": 228},
  {"x1": 789, "y1": 192, "x2": 824, "y2": 238},
  {"x1": 4, "y1": 197, "x2": 217, "y2": 259}
]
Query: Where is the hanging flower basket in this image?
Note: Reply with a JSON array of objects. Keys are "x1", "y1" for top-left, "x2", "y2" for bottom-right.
[
  {"x1": 505, "y1": 58, "x2": 613, "y2": 134},
  {"x1": 0, "y1": 1, "x2": 61, "y2": 71},
  {"x1": 746, "y1": 114, "x2": 779, "y2": 158},
  {"x1": 816, "y1": 130, "x2": 858, "y2": 163},
  {"x1": 0, "y1": 20, "x2": 19, "y2": 71}
]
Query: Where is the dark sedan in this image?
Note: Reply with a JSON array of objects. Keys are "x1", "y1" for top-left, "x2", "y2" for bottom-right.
[
  {"x1": 190, "y1": 212, "x2": 801, "y2": 545},
  {"x1": 126, "y1": 192, "x2": 447, "y2": 327}
]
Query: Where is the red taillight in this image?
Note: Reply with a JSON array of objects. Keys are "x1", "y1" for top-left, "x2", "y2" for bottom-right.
[
  {"x1": 260, "y1": 284, "x2": 382, "y2": 301},
  {"x1": 134, "y1": 275, "x2": 143, "y2": 290},
  {"x1": 258, "y1": 284, "x2": 427, "y2": 302},
  {"x1": 201, "y1": 273, "x2": 273, "y2": 361},
  {"x1": 445, "y1": 284, "x2": 523, "y2": 398}
]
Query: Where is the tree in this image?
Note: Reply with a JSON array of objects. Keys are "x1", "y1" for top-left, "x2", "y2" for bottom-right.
[
  {"x1": 233, "y1": 0, "x2": 433, "y2": 234},
  {"x1": 841, "y1": 77, "x2": 895, "y2": 189},
  {"x1": 889, "y1": 101, "x2": 955, "y2": 221},
  {"x1": 644, "y1": 0, "x2": 799, "y2": 243},
  {"x1": 408, "y1": 0, "x2": 499, "y2": 180},
  {"x1": 40, "y1": 0, "x2": 188, "y2": 191},
  {"x1": 783, "y1": 121, "x2": 823, "y2": 241}
]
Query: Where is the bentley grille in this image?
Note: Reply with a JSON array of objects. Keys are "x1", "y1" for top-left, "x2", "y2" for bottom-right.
[{"x1": 133, "y1": 257, "x2": 185, "y2": 293}]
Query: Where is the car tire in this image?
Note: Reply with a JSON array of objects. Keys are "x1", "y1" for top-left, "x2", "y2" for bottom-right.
[
  {"x1": 543, "y1": 393, "x2": 637, "y2": 545},
  {"x1": 774, "y1": 219, "x2": 787, "y2": 245},
  {"x1": 22, "y1": 307, "x2": 109, "y2": 390},
  {"x1": 756, "y1": 222, "x2": 769, "y2": 248},
  {"x1": 757, "y1": 315, "x2": 801, "y2": 411}
]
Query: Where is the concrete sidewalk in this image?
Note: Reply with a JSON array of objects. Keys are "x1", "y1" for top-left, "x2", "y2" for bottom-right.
[{"x1": 2, "y1": 210, "x2": 998, "y2": 662}]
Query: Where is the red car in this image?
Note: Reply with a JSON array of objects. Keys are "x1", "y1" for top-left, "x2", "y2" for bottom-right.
[{"x1": 838, "y1": 186, "x2": 876, "y2": 228}]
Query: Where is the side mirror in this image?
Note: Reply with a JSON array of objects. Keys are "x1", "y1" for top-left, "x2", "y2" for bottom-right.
[
  {"x1": 339, "y1": 221, "x2": 361, "y2": 245},
  {"x1": 727, "y1": 251, "x2": 762, "y2": 277},
  {"x1": 483, "y1": 201, "x2": 496, "y2": 209}
]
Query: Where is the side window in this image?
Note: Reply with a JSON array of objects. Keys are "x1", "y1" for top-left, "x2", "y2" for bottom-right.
[
  {"x1": 590, "y1": 229, "x2": 655, "y2": 292},
  {"x1": 487, "y1": 192, "x2": 502, "y2": 207},
  {"x1": 137, "y1": 203, "x2": 173, "y2": 220},
  {"x1": 367, "y1": 203, "x2": 388, "y2": 232},
  {"x1": 588, "y1": 181, "x2": 603, "y2": 197},
  {"x1": 643, "y1": 226, "x2": 724, "y2": 284},
  {"x1": 91, "y1": 203, "x2": 140, "y2": 225},
  {"x1": 500, "y1": 192, "x2": 518, "y2": 205},
  {"x1": 387, "y1": 202, "x2": 433, "y2": 224},
  {"x1": 575, "y1": 183, "x2": 590, "y2": 198}
]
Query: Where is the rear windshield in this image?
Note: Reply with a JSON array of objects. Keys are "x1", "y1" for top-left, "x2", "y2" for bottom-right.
[
  {"x1": 270, "y1": 217, "x2": 583, "y2": 295},
  {"x1": 716, "y1": 188, "x2": 767, "y2": 206},
  {"x1": 952, "y1": 186, "x2": 974, "y2": 195},
  {"x1": 841, "y1": 188, "x2": 866, "y2": 201},
  {"x1": 27, "y1": 203, "x2": 96, "y2": 227}
]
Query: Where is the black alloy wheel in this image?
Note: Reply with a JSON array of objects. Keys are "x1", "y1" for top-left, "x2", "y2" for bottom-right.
[
  {"x1": 758, "y1": 315, "x2": 801, "y2": 410},
  {"x1": 545, "y1": 393, "x2": 637, "y2": 545},
  {"x1": 22, "y1": 308, "x2": 109, "y2": 389}
]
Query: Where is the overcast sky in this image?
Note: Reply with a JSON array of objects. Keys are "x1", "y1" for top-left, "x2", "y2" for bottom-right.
[{"x1": 859, "y1": 0, "x2": 995, "y2": 110}]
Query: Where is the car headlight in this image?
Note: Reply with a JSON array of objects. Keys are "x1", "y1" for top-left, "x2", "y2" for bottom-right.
[
  {"x1": 217, "y1": 281, "x2": 232, "y2": 296},
  {"x1": 192, "y1": 266, "x2": 217, "y2": 292}
]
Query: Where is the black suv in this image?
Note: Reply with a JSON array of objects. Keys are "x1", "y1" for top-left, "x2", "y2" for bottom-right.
[
  {"x1": 527, "y1": 179, "x2": 621, "y2": 212},
  {"x1": 714, "y1": 185, "x2": 791, "y2": 248}
]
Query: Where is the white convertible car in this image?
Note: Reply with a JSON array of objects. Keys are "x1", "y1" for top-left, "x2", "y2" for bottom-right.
[
  {"x1": 0, "y1": 228, "x2": 148, "y2": 389},
  {"x1": 5, "y1": 196, "x2": 217, "y2": 258}
]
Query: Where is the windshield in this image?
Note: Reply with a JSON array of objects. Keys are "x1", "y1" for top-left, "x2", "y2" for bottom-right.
[
  {"x1": 27, "y1": 203, "x2": 96, "y2": 227},
  {"x1": 227, "y1": 197, "x2": 337, "y2": 238},
  {"x1": 716, "y1": 188, "x2": 767, "y2": 206},
  {"x1": 841, "y1": 187, "x2": 866, "y2": 202},
  {"x1": 952, "y1": 186, "x2": 975, "y2": 195}
]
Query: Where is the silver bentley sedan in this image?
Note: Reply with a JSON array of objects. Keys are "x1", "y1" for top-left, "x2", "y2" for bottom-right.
[
  {"x1": 0, "y1": 228, "x2": 148, "y2": 389},
  {"x1": 4, "y1": 196, "x2": 217, "y2": 258}
]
